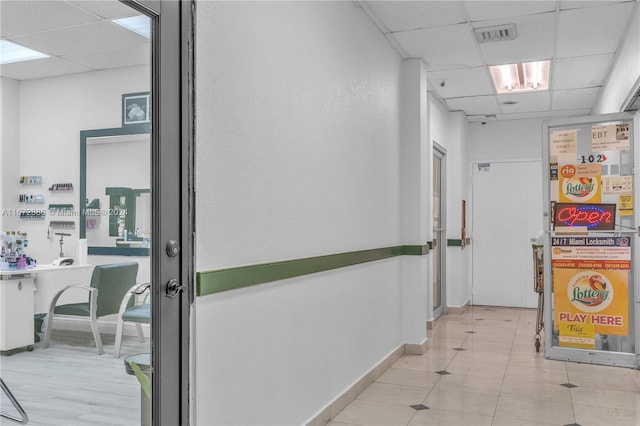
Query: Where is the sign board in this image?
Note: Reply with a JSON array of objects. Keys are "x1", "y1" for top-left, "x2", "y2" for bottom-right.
[{"x1": 553, "y1": 203, "x2": 616, "y2": 230}]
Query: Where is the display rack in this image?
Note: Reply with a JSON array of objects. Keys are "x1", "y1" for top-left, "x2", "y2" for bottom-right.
[{"x1": 49, "y1": 221, "x2": 75, "y2": 229}]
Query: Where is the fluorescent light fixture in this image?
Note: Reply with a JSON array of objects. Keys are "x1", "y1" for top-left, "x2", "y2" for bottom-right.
[
  {"x1": 112, "y1": 15, "x2": 151, "y2": 39},
  {"x1": 0, "y1": 40, "x2": 49, "y2": 65},
  {"x1": 489, "y1": 60, "x2": 550, "y2": 94}
]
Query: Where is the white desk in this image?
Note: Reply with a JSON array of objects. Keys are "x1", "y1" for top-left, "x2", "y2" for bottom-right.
[
  {"x1": 1, "y1": 264, "x2": 94, "y2": 313},
  {"x1": 1, "y1": 264, "x2": 93, "y2": 351}
]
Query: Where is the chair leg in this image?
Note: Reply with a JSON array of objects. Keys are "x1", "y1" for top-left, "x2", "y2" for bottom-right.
[
  {"x1": 43, "y1": 303, "x2": 56, "y2": 348},
  {"x1": 89, "y1": 291, "x2": 104, "y2": 355},
  {"x1": 135, "y1": 323, "x2": 145, "y2": 343},
  {"x1": 114, "y1": 317, "x2": 125, "y2": 358}
]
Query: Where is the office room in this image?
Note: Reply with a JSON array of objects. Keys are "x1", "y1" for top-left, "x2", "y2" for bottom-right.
[{"x1": 2, "y1": 1, "x2": 640, "y2": 426}]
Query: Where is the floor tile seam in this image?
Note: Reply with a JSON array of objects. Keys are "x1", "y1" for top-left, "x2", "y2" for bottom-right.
[
  {"x1": 492, "y1": 313, "x2": 522, "y2": 422},
  {"x1": 350, "y1": 395, "x2": 426, "y2": 419}
]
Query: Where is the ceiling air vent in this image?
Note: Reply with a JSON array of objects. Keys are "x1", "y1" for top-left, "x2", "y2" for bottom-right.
[{"x1": 474, "y1": 24, "x2": 517, "y2": 43}]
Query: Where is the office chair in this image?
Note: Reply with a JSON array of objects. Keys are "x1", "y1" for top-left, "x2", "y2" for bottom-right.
[
  {"x1": 113, "y1": 281, "x2": 151, "y2": 358},
  {"x1": 43, "y1": 262, "x2": 139, "y2": 355}
]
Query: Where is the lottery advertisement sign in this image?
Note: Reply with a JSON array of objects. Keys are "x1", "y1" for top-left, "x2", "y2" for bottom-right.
[{"x1": 552, "y1": 236, "x2": 630, "y2": 337}]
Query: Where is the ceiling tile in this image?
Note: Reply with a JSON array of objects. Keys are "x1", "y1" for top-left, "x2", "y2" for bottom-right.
[
  {"x1": 0, "y1": 0, "x2": 100, "y2": 38},
  {"x1": 559, "y1": 1, "x2": 634, "y2": 11},
  {"x1": 552, "y1": 87, "x2": 600, "y2": 110},
  {"x1": 553, "y1": 54, "x2": 613, "y2": 90},
  {"x1": 495, "y1": 108, "x2": 591, "y2": 121},
  {"x1": 393, "y1": 23, "x2": 482, "y2": 67},
  {"x1": 556, "y1": 2, "x2": 635, "y2": 57},
  {"x1": 365, "y1": 1, "x2": 467, "y2": 32},
  {"x1": 445, "y1": 95, "x2": 501, "y2": 115},
  {"x1": 9, "y1": 21, "x2": 146, "y2": 57},
  {"x1": 464, "y1": 1, "x2": 557, "y2": 22},
  {"x1": 63, "y1": 43, "x2": 150, "y2": 71},
  {"x1": 475, "y1": 12, "x2": 556, "y2": 65},
  {"x1": 497, "y1": 91, "x2": 551, "y2": 113},
  {"x1": 428, "y1": 67, "x2": 494, "y2": 98},
  {"x1": 0, "y1": 56, "x2": 91, "y2": 80},
  {"x1": 69, "y1": 1, "x2": 142, "y2": 19}
]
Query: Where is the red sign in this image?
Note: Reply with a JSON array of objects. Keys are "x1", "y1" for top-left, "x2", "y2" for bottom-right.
[{"x1": 554, "y1": 203, "x2": 616, "y2": 230}]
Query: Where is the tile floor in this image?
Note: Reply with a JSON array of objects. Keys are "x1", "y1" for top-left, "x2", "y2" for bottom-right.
[{"x1": 329, "y1": 306, "x2": 640, "y2": 426}]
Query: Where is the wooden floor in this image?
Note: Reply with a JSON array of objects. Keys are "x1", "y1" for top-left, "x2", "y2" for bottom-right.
[{"x1": 1, "y1": 329, "x2": 149, "y2": 426}]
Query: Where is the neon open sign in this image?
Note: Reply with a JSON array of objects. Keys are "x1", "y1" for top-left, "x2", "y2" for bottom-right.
[{"x1": 554, "y1": 203, "x2": 616, "y2": 230}]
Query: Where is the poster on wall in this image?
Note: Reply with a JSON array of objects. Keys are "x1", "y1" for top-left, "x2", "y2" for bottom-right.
[
  {"x1": 559, "y1": 163, "x2": 601, "y2": 203},
  {"x1": 550, "y1": 129, "x2": 577, "y2": 163},
  {"x1": 592, "y1": 124, "x2": 630, "y2": 152},
  {"x1": 619, "y1": 195, "x2": 634, "y2": 217},
  {"x1": 601, "y1": 175, "x2": 633, "y2": 194},
  {"x1": 552, "y1": 236, "x2": 630, "y2": 340},
  {"x1": 553, "y1": 268, "x2": 629, "y2": 337}
]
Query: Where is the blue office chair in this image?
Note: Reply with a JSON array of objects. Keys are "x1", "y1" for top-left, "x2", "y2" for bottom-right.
[
  {"x1": 43, "y1": 262, "x2": 139, "y2": 355},
  {"x1": 113, "y1": 281, "x2": 151, "y2": 358}
]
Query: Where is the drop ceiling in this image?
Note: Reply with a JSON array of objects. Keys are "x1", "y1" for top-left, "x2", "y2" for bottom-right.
[
  {"x1": 1, "y1": 1, "x2": 638, "y2": 122},
  {"x1": 0, "y1": 1, "x2": 148, "y2": 80},
  {"x1": 360, "y1": 0, "x2": 639, "y2": 121}
]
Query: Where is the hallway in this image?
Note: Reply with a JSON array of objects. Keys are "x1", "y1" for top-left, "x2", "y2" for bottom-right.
[{"x1": 330, "y1": 307, "x2": 640, "y2": 426}]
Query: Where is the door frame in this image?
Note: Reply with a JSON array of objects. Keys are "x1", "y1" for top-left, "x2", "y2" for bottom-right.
[
  {"x1": 433, "y1": 143, "x2": 447, "y2": 319},
  {"x1": 127, "y1": 1, "x2": 194, "y2": 424}
]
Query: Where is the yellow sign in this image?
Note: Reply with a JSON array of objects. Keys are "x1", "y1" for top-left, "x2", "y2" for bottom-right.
[
  {"x1": 559, "y1": 321, "x2": 595, "y2": 349},
  {"x1": 553, "y1": 268, "x2": 628, "y2": 336},
  {"x1": 558, "y1": 164, "x2": 601, "y2": 203},
  {"x1": 619, "y1": 194, "x2": 633, "y2": 216}
]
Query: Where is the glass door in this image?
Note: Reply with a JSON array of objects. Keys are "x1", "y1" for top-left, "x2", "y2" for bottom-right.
[
  {"x1": 0, "y1": 1, "x2": 190, "y2": 424},
  {"x1": 543, "y1": 111, "x2": 639, "y2": 367},
  {"x1": 433, "y1": 145, "x2": 446, "y2": 319}
]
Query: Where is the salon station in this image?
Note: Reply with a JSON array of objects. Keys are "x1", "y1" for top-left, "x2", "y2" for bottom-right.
[{"x1": 0, "y1": 11, "x2": 152, "y2": 361}]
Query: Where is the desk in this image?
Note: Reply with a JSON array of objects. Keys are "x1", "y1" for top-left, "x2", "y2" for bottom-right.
[
  {"x1": 1, "y1": 264, "x2": 94, "y2": 314},
  {"x1": 0, "y1": 265, "x2": 93, "y2": 352}
]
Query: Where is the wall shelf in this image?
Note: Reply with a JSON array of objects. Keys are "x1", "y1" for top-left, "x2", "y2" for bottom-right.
[
  {"x1": 48, "y1": 204, "x2": 74, "y2": 211},
  {"x1": 48, "y1": 183, "x2": 73, "y2": 191},
  {"x1": 19, "y1": 195, "x2": 45, "y2": 204},
  {"x1": 49, "y1": 221, "x2": 75, "y2": 229},
  {"x1": 19, "y1": 176, "x2": 42, "y2": 184}
]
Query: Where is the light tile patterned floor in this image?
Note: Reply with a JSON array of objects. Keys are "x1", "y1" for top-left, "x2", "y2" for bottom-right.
[
  {"x1": 330, "y1": 306, "x2": 640, "y2": 426},
  {"x1": 1, "y1": 329, "x2": 148, "y2": 425}
]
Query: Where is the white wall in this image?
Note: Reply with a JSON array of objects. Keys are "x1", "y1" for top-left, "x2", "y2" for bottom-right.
[
  {"x1": 466, "y1": 118, "x2": 544, "y2": 163},
  {"x1": 1, "y1": 77, "x2": 21, "y2": 232},
  {"x1": 194, "y1": 2, "x2": 416, "y2": 424},
  {"x1": 13, "y1": 66, "x2": 149, "y2": 264},
  {"x1": 592, "y1": 3, "x2": 640, "y2": 114}
]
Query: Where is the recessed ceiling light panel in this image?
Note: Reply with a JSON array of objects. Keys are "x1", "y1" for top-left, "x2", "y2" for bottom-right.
[
  {"x1": 0, "y1": 40, "x2": 49, "y2": 65},
  {"x1": 489, "y1": 60, "x2": 550, "y2": 94}
]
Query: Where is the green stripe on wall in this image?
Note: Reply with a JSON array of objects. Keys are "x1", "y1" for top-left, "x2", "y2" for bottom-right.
[{"x1": 196, "y1": 244, "x2": 429, "y2": 297}]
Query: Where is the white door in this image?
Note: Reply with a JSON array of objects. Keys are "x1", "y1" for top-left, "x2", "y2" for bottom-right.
[{"x1": 472, "y1": 161, "x2": 542, "y2": 308}]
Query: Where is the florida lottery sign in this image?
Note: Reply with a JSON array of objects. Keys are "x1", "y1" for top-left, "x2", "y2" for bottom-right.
[{"x1": 552, "y1": 237, "x2": 630, "y2": 348}]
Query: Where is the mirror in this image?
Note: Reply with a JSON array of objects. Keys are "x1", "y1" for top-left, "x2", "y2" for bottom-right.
[{"x1": 80, "y1": 123, "x2": 150, "y2": 255}]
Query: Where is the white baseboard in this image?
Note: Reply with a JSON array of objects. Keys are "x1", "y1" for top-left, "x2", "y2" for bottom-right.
[{"x1": 306, "y1": 342, "x2": 423, "y2": 425}]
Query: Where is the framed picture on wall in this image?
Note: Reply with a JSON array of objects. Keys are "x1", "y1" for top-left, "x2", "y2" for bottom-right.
[{"x1": 122, "y1": 92, "x2": 150, "y2": 125}]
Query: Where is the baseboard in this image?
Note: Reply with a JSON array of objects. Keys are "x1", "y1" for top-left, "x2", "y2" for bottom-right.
[
  {"x1": 306, "y1": 345, "x2": 405, "y2": 425},
  {"x1": 404, "y1": 338, "x2": 428, "y2": 355},
  {"x1": 447, "y1": 300, "x2": 470, "y2": 315},
  {"x1": 426, "y1": 319, "x2": 435, "y2": 330}
]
